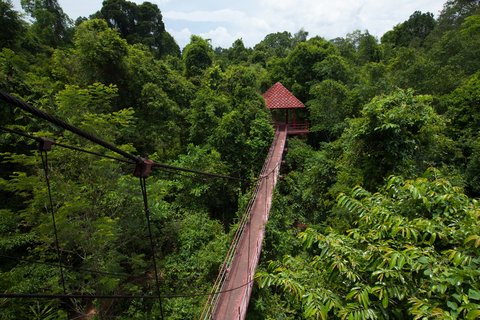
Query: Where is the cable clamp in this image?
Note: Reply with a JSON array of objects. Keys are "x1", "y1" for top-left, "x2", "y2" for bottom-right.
[
  {"x1": 38, "y1": 137, "x2": 54, "y2": 151},
  {"x1": 133, "y1": 159, "x2": 154, "y2": 178}
]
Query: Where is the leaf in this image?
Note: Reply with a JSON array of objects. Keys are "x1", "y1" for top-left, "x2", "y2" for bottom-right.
[
  {"x1": 466, "y1": 310, "x2": 480, "y2": 320},
  {"x1": 468, "y1": 289, "x2": 480, "y2": 301},
  {"x1": 447, "y1": 300, "x2": 458, "y2": 311},
  {"x1": 452, "y1": 294, "x2": 462, "y2": 303},
  {"x1": 382, "y1": 291, "x2": 389, "y2": 308},
  {"x1": 417, "y1": 256, "x2": 429, "y2": 265},
  {"x1": 465, "y1": 235, "x2": 480, "y2": 248}
]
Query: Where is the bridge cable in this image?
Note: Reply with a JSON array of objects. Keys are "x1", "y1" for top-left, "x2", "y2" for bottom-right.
[
  {"x1": 139, "y1": 176, "x2": 165, "y2": 320},
  {"x1": 0, "y1": 254, "x2": 129, "y2": 277},
  {"x1": 39, "y1": 144, "x2": 67, "y2": 294},
  {"x1": 0, "y1": 91, "x2": 246, "y2": 181},
  {"x1": 1, "y1": 126, "x2": 243, "y2": 182},
  {"x1": 0, "y1": 91, "x2": 139, "y2": 163},
  {"x1": 151, "y1": 163, "x2": 245, "y2": 182},
  {"x1": 0, "y1": 279, "x2": 254, "y2": 300},
  {"x1": 0, "y1": 126, "x2": 135, "y2": 164}
]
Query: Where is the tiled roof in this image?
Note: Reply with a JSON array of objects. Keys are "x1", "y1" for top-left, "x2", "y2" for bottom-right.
[{"x1": 262, "y1": 82, "x2": 305, "y2": 109}]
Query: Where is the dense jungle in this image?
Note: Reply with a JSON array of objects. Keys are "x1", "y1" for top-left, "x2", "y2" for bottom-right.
[{"x1": 0, "y1": 0, "x2": 480, "y2": 318}]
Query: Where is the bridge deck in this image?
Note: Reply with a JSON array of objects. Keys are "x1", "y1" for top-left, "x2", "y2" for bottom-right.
[{"x1": 212, "y1": 125, "x2": 287, "y2": 319}]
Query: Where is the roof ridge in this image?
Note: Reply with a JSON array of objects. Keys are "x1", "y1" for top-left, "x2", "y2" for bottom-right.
[{"x1": 262, "y1": 82, "x2": 305, "y2": 109}]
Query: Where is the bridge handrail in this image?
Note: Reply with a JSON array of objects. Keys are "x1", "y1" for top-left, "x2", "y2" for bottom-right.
[
  {"x1": 199, "y1": 127, "x2": 281, "y2": 319},
  {"x1": 237, "y1": 162, "x2": 280, "y2": 319}
]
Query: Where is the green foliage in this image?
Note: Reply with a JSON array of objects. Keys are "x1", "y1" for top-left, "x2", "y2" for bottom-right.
[
  {"x1": 444, "y1": 72, "x2": 480, "y2": 142},
  {"x1": 382, "y1": 11, "x2": 436, "y2": 48},
  {"x1": 225, "y1": 38, "x2": 251, "y2": 65},
  {"x1": 0, "y1": 48, "x2": 28, "y2": 96},
  {"x1": 0, "y1": 0, "x2": 25, "y2": 49},
  {"x1": 259, "y1": 170, "x2": 480, "y2": 319},
  {"x1": 123, "y1": 43, "x2": 195, "y2": 107},
  {"x1": 435, "y1": 0, "x2": 480, "y2": 34},
  {"x1": 136, "y1": 83, "x2": 183, "y2": 158},
  {"x1": 166, "y1": 144, "x2": 232, "y2": 212},
  {"x1": 73, "y1": 19, "x2": 128, "y2": 85},
  {"x1": 330, "y1": 36, "x2": 357, "y2": 62},
  {"x1": 93, "y1": 0, "x2": 179, "y2": 58},
  {"x1": 55, "y1": 82, "x2": 118, "y2": 117},
  {"x1": 253, "y1": 31, "x2": 294, "y2": 59},
  {"x1": 164, "y1": 210, "x2": 228, "y2": 282},
  {"x1": 313, "y1": 54, "x2": 352, "y2": 85},
  {"x1": 285, "y1": 37, "x2": 337, "y2": 100},
  {"x1": 200, "y1": 64, "x2": 274, "y2": 176},
  {"x1": 357, "y1": 31, "x2": 382, "y2": 64},
  {"x1": 187, "y1": 86, "x2": 231, "y2": 145},
  {"x1": 443, "y1": 71, "x2": 480, "y2": 194},
  {"x1": 183, "y1": 35, "x2": 214, "y2": 80},
  {"x1": 386, "y1": 47, "x2": 442, "y2": 94},
  {"x1": 335, "y1": 89, "x2": 452, "y2": 190},
  {"x1": 420, "y1": 12, "x2": 480, "y2": 94},
  {"x1": 308, "y1": 80, "x2": 352, "y2": 140},
  {"x1": 2, "y1": 1, "x2": 480, "y2": 318},
  {"x1": 20, "y1": 0, "x2": 72, "y2": 47}
]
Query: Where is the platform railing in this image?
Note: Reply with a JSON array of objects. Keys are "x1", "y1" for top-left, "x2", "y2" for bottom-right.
[
  {"x1": 271, "y1": 121, "x2": 309, "y2": 134},
  {"x1": 286, "y1": 123, "x2": 309, "y2": 131}
]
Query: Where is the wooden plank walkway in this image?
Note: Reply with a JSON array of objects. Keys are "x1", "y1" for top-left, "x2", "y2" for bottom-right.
[{"x1": 212, "y1": 125, "x2": 287, "y2": 319}]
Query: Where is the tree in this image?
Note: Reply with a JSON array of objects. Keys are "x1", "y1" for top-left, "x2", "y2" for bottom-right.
[
  {"x1": 0, "y1": 83, "x2": 144, "y2": 319},
  {"x1": 426, "y1": 14, "x2": 480, "y2": 93},
  {"x1": 312, "y1": 54, "x2": 352, "y2": 84},
  {"x1": 335, "y1": 89, "x2": 451, "y2": 191},
  {"x1": 269, "y1": 139, "x2": 336, "y2": 225},
  {"x1": 330, "y1": 36, "x2": 357, "y2": 62},
  {"x1": 93, "y1": 0, "x2": 179, "y2": 58},
  {"x1": 187, "y1": 86, "x2": 231, "y2": 145},
  {"x1": 0, "y1": 0, "x2": 25, "y2": 49},
  {"x1": 292, "y1": 28, "x2": 308, "y2": 46},
  {"x1": 444, "y1": 72, "x2": 480, "y2": 142},
  {"x1": 253, "y1": 31, "x2": 293, "y2": 59},
  {"x1": 226, "y1": 38, "x2": 250, "y2": 65},
  {"x1": 94, "y1": 0, "x2": 136, "y2": 36},
  {"x1": 0, "y1": 48, "x2": 28, "y2": 96},
  {"x1": 73, "y1": 19, "x2": 128, "y2": 85},
  {"x1": 434, "y1": 0, "x2": 480, "y2": 34},
  {"x1": 443, "y1": 72, "x2": 480, "y2": 194},
  {"x1": 135, "y1": 83, "x2": 183, "y2": 159},
  {"x1": 285, "y1": 37, "x2": 337, "y2": 100},
  {"x1": 122, "y1": 43, "x2": 194, "y2": 108},
  {"x1": 21, "y1": 0, "x2": 72, "y2": 46},
  {"x1": 182, "y1": 35, "x2": 213, "y2": 80},
  {"x1": 308, "y1": 79, "x2": 352, "y2": 141},
  {"x1": 381, "y1": 11, "x2": 436, "y2": 47},
  {"x1": 386, "y1": 47, "x2": 435, "y2": 93},
  {"x1": 350, "y1": 62, "x2": 392, "y2": 113},
  {"x1": 206, "y1": 65, "x2": 274, "y2": 176},
  {"x1": 357, "y1": 31, "x2": 382, "y2": 63},
  {"x1": 166, "y1": 144, "x2": 233, "y2": 216}
]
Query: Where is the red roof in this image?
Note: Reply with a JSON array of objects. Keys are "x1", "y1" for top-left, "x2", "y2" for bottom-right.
[{"x1": 262, "y1": 82, "x2": 305, "y2": 109}]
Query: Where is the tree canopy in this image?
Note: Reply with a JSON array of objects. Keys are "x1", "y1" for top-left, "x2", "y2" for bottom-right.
[{"x1": 1, "y1": 0, "x2": 480, "y2": 319}]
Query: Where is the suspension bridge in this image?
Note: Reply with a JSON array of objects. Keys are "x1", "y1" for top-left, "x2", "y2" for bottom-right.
[
  {"x1": 0, "y1": 82, "x2": 306, "y2": 319},
  {"x1": 200, "y1": 124, "x2": 287, "y2": 319}
]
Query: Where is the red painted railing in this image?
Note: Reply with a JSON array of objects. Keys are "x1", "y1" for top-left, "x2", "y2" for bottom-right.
[
  {"x1": 286, "y1": 123, "x2": 309, "y2": 134},
  {"x1": 272, "y1": 122, "x2": 309, "y2": 135},
  {"x1": 200, "y1": 125, "x2": 287, "y2": 319}
]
